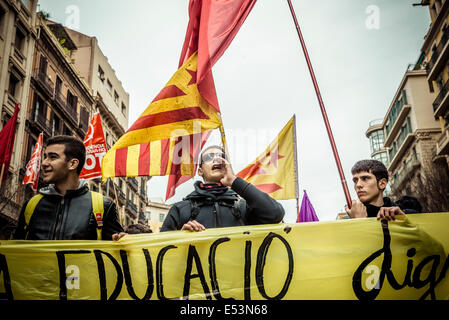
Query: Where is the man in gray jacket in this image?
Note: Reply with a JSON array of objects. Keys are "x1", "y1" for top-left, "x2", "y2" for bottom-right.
[
  {"x1": 14, "y1": 136, "x2": 124, "y2": 240},
  {"x1": 161, "y1": 146, "x2": 285, "y2": 232}
]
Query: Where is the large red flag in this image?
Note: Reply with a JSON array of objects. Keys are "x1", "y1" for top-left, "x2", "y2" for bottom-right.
[
  {"x1": 0, "y1": 104, "x2": 20, "y2": 183},
  {"x1": 165, "y1": 0, "x2": 257, "y2": 199},
  {"x1": 179, "y1": 0, "x2": 257, "y2": 111},
  {"x1": 80, "y1": 113, "x2": 108, "y2": 180},
  {"x1": 23, "y1": 133, "x2": 43, "y2": 192}
]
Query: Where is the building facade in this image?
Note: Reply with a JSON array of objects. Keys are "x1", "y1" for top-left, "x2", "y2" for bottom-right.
[
  {"x1": 421, "y1": 0, "x2": 449, "y2": 164},
  {"x1": 145, "y1": 199, "x2": 171, "y2": 233},
  {"x1": 0, "y1": 5, "x2": 148, "y2": 236},
  {"x1": 0, "y1": 0, "x2": 38, "y2": 231},
  {"x1": 61, "y1": 25, "x2": 148, "y2": 228}
]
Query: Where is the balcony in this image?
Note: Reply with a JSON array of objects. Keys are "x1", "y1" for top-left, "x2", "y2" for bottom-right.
[
  {"x1": 435, "y1": 126, "x2": 449, "y2": 156},
  {"x1": 29, "y1": 110, "x2": 50, "y2": 135},
  {"x1": 391, "y1": 154, "x2": 420, "y2": 191},
  {"x1": 128, "y1": 177, "x2": 138, "y2": 191},
  {"x1": 53, "y1": 92, "x2": 78, "y2": 125},
  {"x1": 433, "y1": 77, "x2": 449, "y2": 118},
  {"x1": 33, "y1": 70, "x2": 55, "y2": 99},
  {"x1": 125, "y1": 201, "x2": 138, "y2": 218},
  {"x1": 426, "y1": 26, "x2": 449, "y2": 81},
  {"x1": 387, "y1": 119, "x2": 414, "y2": 170},
  {"x1": 384, "y1": 91, "x2": 411, "y2": 147},
  {"x1": 116, "y1": 186, "x2": 126, "y2": 205}
]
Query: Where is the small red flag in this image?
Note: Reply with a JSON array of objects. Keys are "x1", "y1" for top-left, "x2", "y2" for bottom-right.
[
  {"x1": 0, "y1": 104, "x2": 20, "y2": 182},
  {"x1": 80, "y1": 113, "x2": 108, "y2": 180},
  {"x1": 23, "y1": 133, "x2": 43, "y2": 192}
]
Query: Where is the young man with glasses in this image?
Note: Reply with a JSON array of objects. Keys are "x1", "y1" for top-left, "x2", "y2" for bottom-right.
[{"x1": 161, "y1": 145, "x2": 285, "y2": 232}]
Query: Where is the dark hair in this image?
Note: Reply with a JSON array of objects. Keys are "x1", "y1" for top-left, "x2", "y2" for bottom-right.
[
  {"x1": 351, "y1": 159, "x2": 389, "y2": 182},
  {"x1": 124, "y1": 224, "x2": 153, "y2": 234},
  {"x1": 199, "y1": 145, "x2": 226, "y2": 166},
  {"x1": 396, "y1": 195, "x2": 422, "y2": 213},
  {"x1": 47, "y1": 135, "x2": 86, "y2": 175}
]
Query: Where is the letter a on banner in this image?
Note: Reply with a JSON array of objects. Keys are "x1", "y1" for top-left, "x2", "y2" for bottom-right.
[
  {"x1": 23, "y1": 133, "x2": 43, "y2": 192},
  {"x1": 80, "y1": 113, "x2": 108, "y2": 180}
]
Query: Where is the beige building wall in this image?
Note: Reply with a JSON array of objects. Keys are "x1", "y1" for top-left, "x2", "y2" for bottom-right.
[
  {"x1": 0, "y1": 0, "x2": 38, "y2": 225},
  {"x1": 380, "y1": 69, "x2": 441, "y2": 200},
  {"x1": 61, "y1": 26, "x2": 148, "y2": 228},
  {"x1": 145, "y1": 199, "x2": 171, "y2": 233}
]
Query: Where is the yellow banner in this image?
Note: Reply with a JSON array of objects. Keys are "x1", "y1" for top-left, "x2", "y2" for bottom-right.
[{"x1": 0, "y1": 213, "x2": 448, "y2": 300}]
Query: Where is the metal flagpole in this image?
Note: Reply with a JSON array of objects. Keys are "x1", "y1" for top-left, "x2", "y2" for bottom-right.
[{"x1": 286, "y1": 0, "x2": 352, "y2": 208}]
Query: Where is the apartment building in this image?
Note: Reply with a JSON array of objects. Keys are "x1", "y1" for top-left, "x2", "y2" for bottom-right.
[
  {"x1": 421, "y1": 0, "x2": 449, "y2": 164},
  {"x1": 0, "y1": 0, "x2": 38, "y2": 229},
  {"x1": 145, "y1": 199, "x2": 171, "y2": 233},
  {"x1": 60, "y1": 25, "x2": 148, "y2": 227},
  {"x1": 366, "y1": 68, "x2": 441, "y2": 208}
]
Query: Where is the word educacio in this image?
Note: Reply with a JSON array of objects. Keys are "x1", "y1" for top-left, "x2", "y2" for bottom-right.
[{"x1": 0, "y1": 231, "x2": 294, "y2": 300}]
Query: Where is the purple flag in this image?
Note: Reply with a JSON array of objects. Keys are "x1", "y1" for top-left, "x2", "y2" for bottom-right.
[{"x1": 297, "y1": 190, "x2": 319, "y2": 223}]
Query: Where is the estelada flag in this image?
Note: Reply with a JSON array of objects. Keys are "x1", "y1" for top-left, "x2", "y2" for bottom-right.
[
  {"x1": 0, "y1": 104, "x2": 20, "y2": 182},
  {"x1": 23, "y1": 133, "x2": 43, "y2": 192},
  {"x1": 237, "y1": 116, "x2": 298, "y2": 200},
  {"x1": 80, "y1": 113, "x2": 108, "y2": 180}
]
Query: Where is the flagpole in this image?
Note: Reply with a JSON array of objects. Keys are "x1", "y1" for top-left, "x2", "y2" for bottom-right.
[
  {"x1": 292, "y1": 115, "x2": 300, "y2": 219},
  {"x1": 286, "y1": 0, "x2": 352, "y2": 208},
  {"x1": 0, "y1": 163, "x2": 4, "y2": 188}
]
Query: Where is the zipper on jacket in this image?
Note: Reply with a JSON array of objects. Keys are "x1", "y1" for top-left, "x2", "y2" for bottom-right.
[{"x1": 53, "y1": 198, "x2": 64, "y2": 240}]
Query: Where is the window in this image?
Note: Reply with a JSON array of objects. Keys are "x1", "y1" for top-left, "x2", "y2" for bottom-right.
[
  {"x1": 33, "y1": 93, "x2": 47, "y2": 122},
  {"x1": 8, "y1": 73, "x2": 20, "y2": 98},
  {"x1": 114, "y1": 91, "x2": 119, "y2": 104},
  {"x1": 55, "y1": 76, "x2": 62, "y2": 96},
  {"x1": 121, "y1": 102, "x2": 127, "y2": 115},
  {"x1": 159, "y1": 214, "x2": 165, "y2": 223},
  {"x1": 0, "y1": 6, "x2": 6, "y2": 38},
  {"x1": 14, "y1": 27, "x2": 26, "y2": 53},
  {"x1": 79, "y1": 107, "x2": 89, "y2": 132},
  {"x1": 106, "y1": 80, "x2": 112, "y2": 94},
  {"x1": 51, "y1": 113, "x2": 61, "y2": 136},
  {"x1": 98, "y1": 66, "x2": 105, "y2": 82},
  {"x1": 369, "y1": 130, "x2": 385, "y2": 154}
]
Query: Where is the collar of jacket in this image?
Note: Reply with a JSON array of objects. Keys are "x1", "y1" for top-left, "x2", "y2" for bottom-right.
[
  {"x1": 184, "y1": 180, "x2": 238, "y2": 201},
  {"x1": 38, "y1": 179, "x2": 90, "y2": 198}
]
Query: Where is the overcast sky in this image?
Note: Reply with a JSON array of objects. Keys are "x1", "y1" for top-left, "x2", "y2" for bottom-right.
[{"x1": 38, "y1": 0, "x2": 431, "y2": 222}]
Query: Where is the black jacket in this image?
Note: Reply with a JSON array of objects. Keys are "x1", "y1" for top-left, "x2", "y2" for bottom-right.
[
  {"x1": 14, "y1": 181, "x2": 124, "y2": 240},
  {"x1": 364, "y1": 197, "x2": 398, "y2": 218},
  {"x1": 161, "y1": 177, "x2": 285, "y2": 231}
]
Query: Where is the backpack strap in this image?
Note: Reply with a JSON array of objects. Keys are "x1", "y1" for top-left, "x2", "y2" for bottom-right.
[
  {"x1": 91, "y1": 192, "x2": 104, "y2": 240},
  {"x1": 23, "y1": 194, "x2": 44, "y2": 239}
]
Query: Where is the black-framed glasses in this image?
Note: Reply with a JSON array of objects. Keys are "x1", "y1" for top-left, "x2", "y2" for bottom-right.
[{"x1": 201, "y1": 152, "x2": 227, "y2": 164}]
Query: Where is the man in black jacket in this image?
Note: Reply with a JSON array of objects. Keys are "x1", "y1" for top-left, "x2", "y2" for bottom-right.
[
  {"x1": 14, "y1": 136, "x2": 124, "y2": 240},
  {"x1": 161, "y1": 146, "x2": 285, "y2": 232},
  {"x1": 344, "y1": 159, "x2": 406, "y2": 221}
]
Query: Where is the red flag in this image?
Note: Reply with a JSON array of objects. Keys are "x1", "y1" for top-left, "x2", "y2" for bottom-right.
[
  {"x1": 165, "y1": 131, "x2": 211, "y2": 200},
  {"x1": 179, "y1": 0, "x2": 257, "y2": 111},
  {"x1": 80, "y1": 113, "x2": 108, "y2": 180},
  {"x1": 0, "y1": 104, "x2": 20, "y2": 182},
  {"x1": 23, "y1": 133, "x2": 43, "y2": 192}
]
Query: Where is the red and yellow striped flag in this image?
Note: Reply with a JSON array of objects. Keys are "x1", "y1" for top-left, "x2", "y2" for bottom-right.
[
  {"x1": 101, "y1": 52, "x2": 222, "y2": 180},
  {"x1": 237, "y1": 116, "x2": 298, "y2": 200}
]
